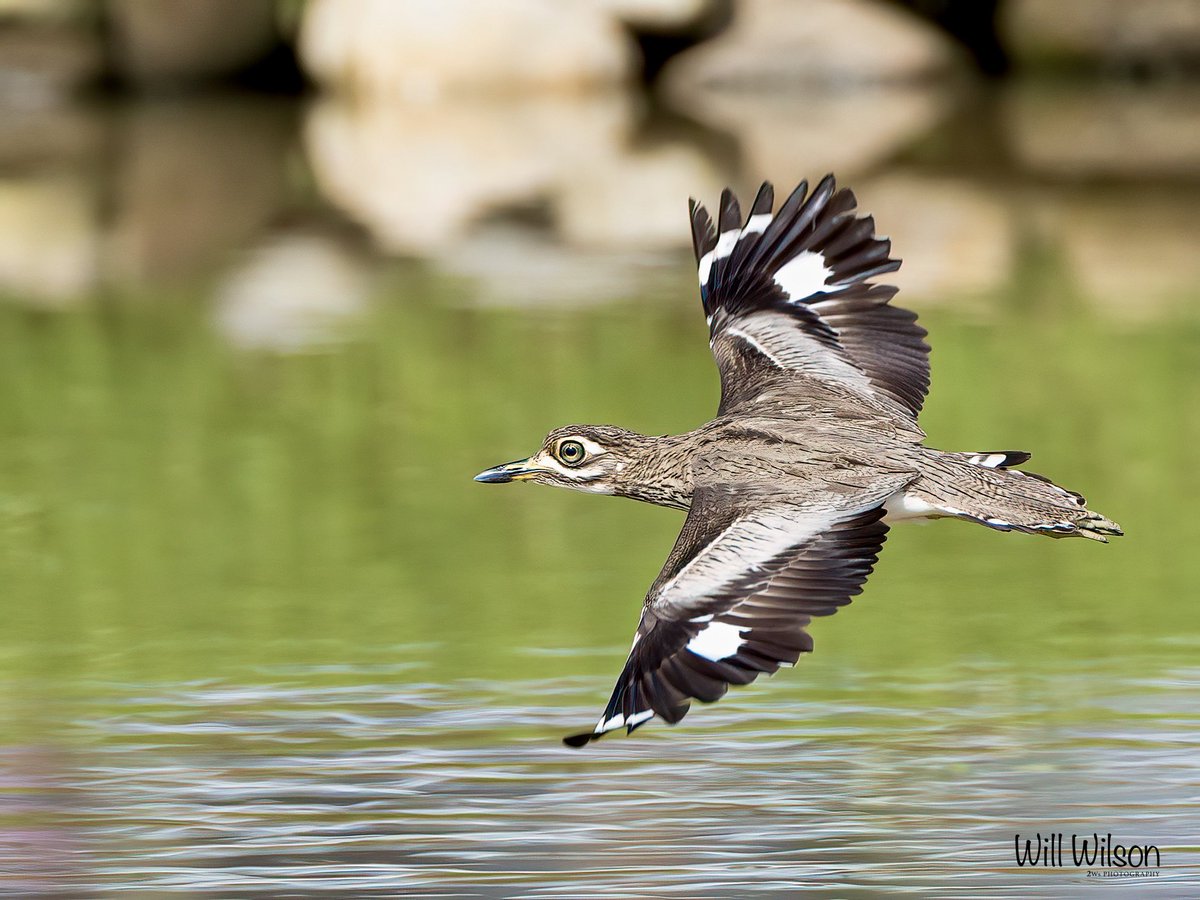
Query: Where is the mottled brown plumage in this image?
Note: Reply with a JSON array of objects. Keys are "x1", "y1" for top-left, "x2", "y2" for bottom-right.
[{"x1": 475, "y1": 175, "x2": 1121, "y2": 746}]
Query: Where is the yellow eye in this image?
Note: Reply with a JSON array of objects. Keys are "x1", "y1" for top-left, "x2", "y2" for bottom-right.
[{"x1": 557, "y1": 439, "x2": 586, "y2": 466}]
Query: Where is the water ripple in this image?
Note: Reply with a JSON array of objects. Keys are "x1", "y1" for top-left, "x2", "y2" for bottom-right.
[{"x1": 1, "y1": 667, "x2": 1197, "y2": 895}]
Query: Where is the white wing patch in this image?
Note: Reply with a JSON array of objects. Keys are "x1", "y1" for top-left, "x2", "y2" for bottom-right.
[
  {"x1": 687, "y1": 620, "x2": 748, "y2": 661},
  {"x1": 968, "y1": 453, "x2": 1008, "y2": 468},
  {"x1": 698, "y1": 229, "x2": 739, "y2": 286},
  {"x1": 883, "y1": 489, "x2": 963, "y2": 522},
  {"x1": 594, "y1": 707, "x2": 654, "y2": 737},
  {"x1": 773, "y1": 251, "x2": 836, "y2": 302},
  {"x1": 698, "y1": 214, "x2": 773, "y2": 288},
  {"x1": 742, "y1": 213, "x2": 771, "y2": 236}
]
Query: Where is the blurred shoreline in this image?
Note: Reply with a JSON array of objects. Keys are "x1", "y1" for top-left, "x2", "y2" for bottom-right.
[
  {"x1": 1, "y1": 1, "x2": 1198, "y2": 346},
  {"x1": 1, "y1": 79, "x2": 1198, "y2": 339}
]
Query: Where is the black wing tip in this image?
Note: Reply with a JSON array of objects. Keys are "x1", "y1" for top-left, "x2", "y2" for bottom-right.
[
  {"x1": 689, "y1": 198, "x2": 717, "y2": 263},
  {"x1": 698, "y1": 176, "x2": 850, "y2": 229},
  {"x1": 750, "y1": 181, "x2": 775, "y2": 216},
  {"x1": 563, "y1": 731, "x2": 597, "y2": 748},
  {"x1": 786, "y1": 177, "x2": 810, "y2": 204},
  {"x1": 718, "y1": 187, "x2": 742, "y2": 233},
  {"x1": 562, "y1": 718, "x2": 652, "y2": 748}
]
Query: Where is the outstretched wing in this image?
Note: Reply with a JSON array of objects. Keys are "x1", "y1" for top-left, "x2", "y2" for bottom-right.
[
  {"x1": 563, "y1": 487, "x2": 895, "y2": 747},
  {"x1": 690, "y1": 176, "x2": 930, "y2": 417}
]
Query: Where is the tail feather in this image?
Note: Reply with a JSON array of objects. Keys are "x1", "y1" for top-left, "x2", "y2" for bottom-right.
[{"x1": 903, "y1": 450, "x2": 1122, "y2": 542}]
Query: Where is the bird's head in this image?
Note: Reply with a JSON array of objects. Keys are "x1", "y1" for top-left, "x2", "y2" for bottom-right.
[{"x1": 474, "y1": 424, "x2": 652, "y2": 495}]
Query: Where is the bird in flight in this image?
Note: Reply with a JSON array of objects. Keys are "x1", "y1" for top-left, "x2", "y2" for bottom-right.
[{"x1": 475, "y1": 175, "x2": 1121, "y2": 747}]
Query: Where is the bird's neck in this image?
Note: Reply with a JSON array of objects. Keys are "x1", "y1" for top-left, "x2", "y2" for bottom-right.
[{"x1": 615, "y1": 433, "x2": 695, "y2": 511}]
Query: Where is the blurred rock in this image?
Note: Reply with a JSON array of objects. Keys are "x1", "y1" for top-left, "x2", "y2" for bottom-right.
[
  {"x1": 554, "y1": 142, "x2": 724, "y2": 249},
  {"x1": 0, "y1": 103, "x2": 103, "y2": 169},
  {"x1": 304, "y1": 93, "x2": 636, "y2": 254},
  {"x1": 1040, "y1": 187, "x2": 1200, "y2": 319},
  {"x1": 665, "y1": 84, "x2": 953, "y2": 186},
  {"x1": 1004, "y1": 83, "x2": 1200, "y2": 178},
  {"x1": 435, "y1": 222, "x2": 678, "y2": 308},
  {"x1": 0, "y1": 23, "x2": 102, "y2": 102},
  {"x1": 1003, "y1": 0, "x2": 1200, "y2": 72},
  {"x1": 105, "y1": 98, "x2": 294, "y2": 283},
  {"x1": 300, "y1": 0, "x2": 636, "y2": 99},
  {"x1": 216, "y1": 229, "x2": 374, "y2": 351},
  {"x1": 106, "y1": 0, "x2": 278, "y2": 86},
  {"x1": 856, "y1": 174, "x2": 1014, "y2": 302},
  {"x1": 659, "y1": 0, "x2": 961, "y2": 89},
  {"x1": 603, "y1": 0, "x2": 726, "y2": 34},
  {"x1": 0, "y1": 0, "x2": 84, "y2": 15},
  {"x1": 0, "y1": 174, "x2": 99, "y2": 307}
]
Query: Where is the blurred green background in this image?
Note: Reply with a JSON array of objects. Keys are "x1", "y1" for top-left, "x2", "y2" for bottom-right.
[{"x1": 0, "y1": 0, "x2": 1198, "y2": 894}]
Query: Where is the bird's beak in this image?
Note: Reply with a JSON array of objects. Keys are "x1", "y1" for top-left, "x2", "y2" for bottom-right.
[{"x1": 474, "y1": 457, "x2": 539, "y2": 484}]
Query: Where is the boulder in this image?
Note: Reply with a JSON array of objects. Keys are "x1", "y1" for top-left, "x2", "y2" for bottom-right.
[
  {"x1": 304, "y1": 93, "x2": 634, "y2": 254},
  {"x1": 105, "y1": 98, "x2": 294, "y2": 282},
  {"x1": 106, "y1": 0, "x2": 278, "y2": 86},
  {"x1": 434, "y1": 222, "x2": 680, "y2": 308},
  {"x1": 0, "y1": 174, "x2": 100, "y2": 307},
  {"x1": 300, "y1": 0, "x2": 637, "y2": 99},
  {"x1": 1039, "y1": 187, "x2": 1200, "y2": 319},
  {"x1": 658, "y1": 0, "x2": 961, "y2": 90},
  {"x1": 215, "y1": 229, "x2": 374, "y2": 351},
  {"x1": 553, "y1": 142, "x2": 725, "y2": 249},
  {"x1": 0, "y1": 0, "x2": 81, "y2": 15},
  {"x1": 855, "y1": 174, "x2": 1014, "y2": 302},
  {"x1": 1003, "y1": 83, "x2": 1200, "y2": 178},
  {"x1": 603, "y1": 0, "x2": 728, "y2": 35},
  {"x1": 663, "y1": 83, "x2": 953, "y2": 187},
  {"x1": 0, "y1": 105, "x2": 103, "y2": 170},
  {"x1": 1003, "y1": 0, "x2": 1200, "y2": 71},
  {"x1": 0, "y1": 22, "x2": 102, "y2": 100}
]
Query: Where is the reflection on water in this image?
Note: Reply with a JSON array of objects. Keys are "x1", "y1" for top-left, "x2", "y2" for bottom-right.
[
  {"x1": 1, "y1": 79, "x2": 1199, "y2": 894},
  {"x1": 2, "y1": 84, "x2": 1200, "y2": 318},
  {"x1": 6, "y1": 659, "x2": 1200, "y2": 895}
]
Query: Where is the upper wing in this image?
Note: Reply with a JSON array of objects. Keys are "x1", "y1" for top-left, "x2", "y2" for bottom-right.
[
  {"x1": 690, "y1": 176, "x2": 930, "y2": 417},
  {"x1": 563, "y1": 487, "x2": 895, "y2": 747}
]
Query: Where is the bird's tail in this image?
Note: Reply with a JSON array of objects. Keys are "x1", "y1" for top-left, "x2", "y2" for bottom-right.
[{"x1": 902, "y1": 450, "x2": 1123, "y2": 542}]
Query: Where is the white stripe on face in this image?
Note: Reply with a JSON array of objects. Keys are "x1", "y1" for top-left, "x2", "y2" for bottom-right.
[
  {"x1": 572, "y1": 435, "x2": 608, "y2": 458},
  {"x1": 535, "y1": 453, "x2": 614, "y2": 491}
]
